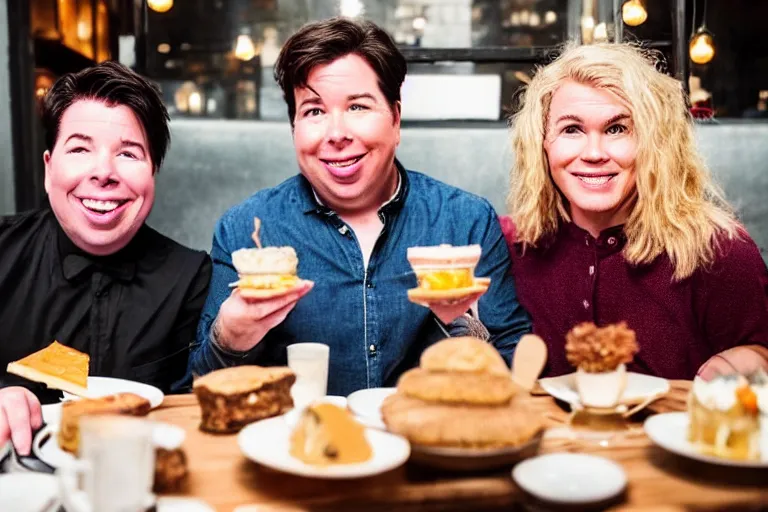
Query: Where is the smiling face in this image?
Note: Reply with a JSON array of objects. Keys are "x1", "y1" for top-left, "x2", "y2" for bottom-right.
[
  {"x1": 292, "y1": 53, "x2": 401, "y2": 216},
  {"x1": 44, "y1": 99, "x2": 155, "y2": 256},
  {"x1": 545, "y1": 81, "x2": 638, "y2": 236}
]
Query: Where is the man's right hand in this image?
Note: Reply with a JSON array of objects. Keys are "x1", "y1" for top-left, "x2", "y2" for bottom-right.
[
  {"x1": 215, "y1": 281, "x2": 314, "y2": 353},
  {"x1": 0, "y1": 387, "x2": 43, "y2": 455}
]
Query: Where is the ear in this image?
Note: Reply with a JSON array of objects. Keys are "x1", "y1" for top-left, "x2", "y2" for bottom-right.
[
  {"x1": 43, "y1": 150, "x2": 52, "y2": 194},
  {"x1": 393, "y1": 101, "x2": 402, "y2": 146}
]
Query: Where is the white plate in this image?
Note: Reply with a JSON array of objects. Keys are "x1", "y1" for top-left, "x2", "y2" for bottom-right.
[
  {"x1": 33, "y1": 421, "x2": 186, "y2": 469},
  {"x1": 0, "y1": 473, "x2": 59, "y2": 512},
  {"x1": 65, "y1": 492, "x2": 214, "y2": 512},
  {"x1": 62, "y1": 376, "x2": 164, "y2": 408},
  {"x1": 347, "y1": 387, "x2": 396, "y2": 429},
  {"x1": 238, "y1": 414, "x2": 410, "y2": 479},
  {"x1": 512, "y1": 453, "x2": 627, "y2": 504},
  {"x1": 644, "y1": 412, "x2": 768, "y2": 468},
  {"x1": 539, "y1": 372, "x2": 669, "y2": 408}
]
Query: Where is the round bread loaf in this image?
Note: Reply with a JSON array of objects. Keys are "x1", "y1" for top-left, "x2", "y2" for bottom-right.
[
  {"x1": 421, "y1": 337, "x2": 509, "y2": 376},
  {"x1": 397, "y1": 367, "x2": 518, "y2": 405}
]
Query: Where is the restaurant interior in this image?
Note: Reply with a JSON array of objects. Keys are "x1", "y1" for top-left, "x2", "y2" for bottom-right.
[{"x1": 0, "y1": 1, "x2": 766, "y2": 511}]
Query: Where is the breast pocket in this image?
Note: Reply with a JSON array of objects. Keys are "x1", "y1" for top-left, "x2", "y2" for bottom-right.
[{"x1": 130, "y1": 346, "x2": 189, "y2": 394}]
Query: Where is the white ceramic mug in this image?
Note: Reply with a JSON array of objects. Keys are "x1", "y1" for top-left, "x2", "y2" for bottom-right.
[
  {"x1": 287, "y1": 342, "x2": 330, "y2": 410},
  {"x1": 57, "y1": 415, "x2": 156, "y2": 512}
]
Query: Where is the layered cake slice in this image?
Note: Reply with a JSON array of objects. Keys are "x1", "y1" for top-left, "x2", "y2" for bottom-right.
[
  {"x1": 193, "y1": 366, "x2": 295, "y2": 433},
  {"x1": 290, "y1": 403, "x2": 372, "y2": 465},
  {"x1": 7, "y1": 341, "x2": 90, "y2": 397}
]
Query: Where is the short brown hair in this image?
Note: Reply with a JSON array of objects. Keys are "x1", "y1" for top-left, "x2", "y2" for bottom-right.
[{"x1": 274, "y1": 17, "x2": 407, "y2": 124}]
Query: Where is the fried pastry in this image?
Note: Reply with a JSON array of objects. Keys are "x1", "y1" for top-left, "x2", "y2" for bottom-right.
[
  {"x1": 381, "y1": 393, "x2": 543, "y2": 448},
  {"x1": 397, "y1": 367, "x2": 518, "y2": 406}
]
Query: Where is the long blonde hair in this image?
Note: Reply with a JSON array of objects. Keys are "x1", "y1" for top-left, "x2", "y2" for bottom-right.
[{"x1": 508, "y1": 42, "x2": 738, "y2": 280}]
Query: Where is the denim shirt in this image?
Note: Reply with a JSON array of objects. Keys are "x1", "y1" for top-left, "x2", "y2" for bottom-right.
[{"x1": 189, "y1": 164, "x2": 531, "y2": 396}]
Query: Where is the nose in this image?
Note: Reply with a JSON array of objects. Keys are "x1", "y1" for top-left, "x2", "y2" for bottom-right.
[
  {"x1": 90, "y1": 149, "x2": 118, "y2": 185},
  {"x1": 325, "y1": 111, "x2": 352, "y2": 147},
  {"x1": 580, "y1": 132, "x2": 609, "y2": 163}
]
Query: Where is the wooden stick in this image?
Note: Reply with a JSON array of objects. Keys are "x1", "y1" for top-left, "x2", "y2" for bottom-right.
[{"x1": 252, "y1": 217, "x2": 262, "y2": 249}]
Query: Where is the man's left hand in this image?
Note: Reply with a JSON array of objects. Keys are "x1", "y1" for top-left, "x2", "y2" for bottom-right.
[{"x1": 697, "y1": 345, "x2": 768, "y2": 381}]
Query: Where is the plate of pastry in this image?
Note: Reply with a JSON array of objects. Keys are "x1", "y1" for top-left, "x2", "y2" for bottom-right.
[
  {"x1": 6, "y1": 341, "x2": 165, "y2": 407},
  {"x1": 380, "y1": 337, "x2": 545, "y2": 471},
  {"x1": 539, "y1": 322, "x2": 669, "y2": 412},
  {"x1": 238, "y1": 401, "x2": 410, "y2": 479},
  {"x1": 644, "y1": 372, "x2": 768, "y2": 468}
]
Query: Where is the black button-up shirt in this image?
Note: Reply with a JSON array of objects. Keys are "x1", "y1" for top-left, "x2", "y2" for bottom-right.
[{"x1": 0, "y1": 209, "x2": 211, "y2": 403}]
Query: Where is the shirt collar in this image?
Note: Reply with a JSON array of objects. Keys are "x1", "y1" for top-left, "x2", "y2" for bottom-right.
[
  {"x1": 299, "y1": 159, "x2": 409, "y2": 216},
  {"x1": 562, "y1": 221, "x2": 627, "y2": 252},
  {"x1": 54, "y1": 215, "x2": 138, "y2": 282}
]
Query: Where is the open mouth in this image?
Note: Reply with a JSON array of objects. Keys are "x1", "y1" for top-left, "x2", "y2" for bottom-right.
[
  {"x1": 571, "y1": 173, "x2": 618, "y2": 186},
  {"x1": 320, "y1": 154, "x2": 365, "y2": 168},
  {"x1": 80, "y1": 198, "x2": 129, "y2": 214}
]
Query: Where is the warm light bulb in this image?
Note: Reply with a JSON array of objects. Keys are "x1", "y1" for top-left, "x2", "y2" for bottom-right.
[
  {"x1": 147, "y1": 0, "x2": 173, "y2": 13},
  {"x1": 188, "y1": 92, "x2": 202, "y2": 115},
  {"x1": 622, "y1": 0, "x2": 647, "y2": 27},
  {"x1": 235, "y1": 34, "x2": 257, "y2": 61},
  {"x1": 689, "y1": 31, "x2": 715, "y2": 64}
]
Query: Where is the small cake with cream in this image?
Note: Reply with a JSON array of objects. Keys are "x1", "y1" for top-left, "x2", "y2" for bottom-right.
[{"x1": 688, "y1": 370, "x2": 767, "y2": 461}]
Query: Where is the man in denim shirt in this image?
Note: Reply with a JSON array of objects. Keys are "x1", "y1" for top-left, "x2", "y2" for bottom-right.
[{"x1": 189, "y1": 17, "x2": 530, "y2": 396}]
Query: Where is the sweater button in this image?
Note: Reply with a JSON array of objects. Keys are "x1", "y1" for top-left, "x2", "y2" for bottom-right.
[{"x1": 583, "y1": 299, "x2": 590, "y2": 309}]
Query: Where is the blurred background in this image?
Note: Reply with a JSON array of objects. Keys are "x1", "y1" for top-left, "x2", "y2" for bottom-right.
[{"x1": 1, "y1": 1, "x2": 766, "y2": 254}]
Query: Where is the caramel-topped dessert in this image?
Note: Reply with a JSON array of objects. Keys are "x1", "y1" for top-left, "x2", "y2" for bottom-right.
[{"x1": 290, "y1": 403, "x2": 372, "y2": 465}]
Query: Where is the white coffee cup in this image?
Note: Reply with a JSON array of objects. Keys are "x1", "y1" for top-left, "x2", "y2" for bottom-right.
[
  {"x1": 287, "y1": 342, "x2": 330, "y2": 410},
  {"x1": 57, "y1": 415, "x2": 156, "y2": 512}
]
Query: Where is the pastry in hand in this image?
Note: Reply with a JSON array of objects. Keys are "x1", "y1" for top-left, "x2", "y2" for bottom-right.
[
  {"x1": 406, "y1": 244, "x2": 490, "y2": 303},
  {"x1": 7, "y1": 341, "x2": 90, "y2": 397}
]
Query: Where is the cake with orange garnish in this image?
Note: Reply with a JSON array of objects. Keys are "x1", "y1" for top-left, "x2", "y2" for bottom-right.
[
  {"x1": 688, "y1": 370, "x2": 766, "y2": 461},
  {"x1": 6, "y1": 341, "x2": 89, "y2": 397},
  {"x1": 290, "y1": 402, "x2": 372, "y2": 465},
  {"x1": 406, "y1": 244, "x2": 490, "y2": 303}
]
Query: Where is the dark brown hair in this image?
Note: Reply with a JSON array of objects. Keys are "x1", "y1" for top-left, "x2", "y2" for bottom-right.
[
  {"x1": 274, "y1": 17, "x2": 407, "y2": 124},
  {"x1": 41, "y1": 61, "x2": 170, "y2": 172}
]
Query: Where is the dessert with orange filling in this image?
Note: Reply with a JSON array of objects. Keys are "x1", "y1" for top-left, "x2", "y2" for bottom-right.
[
  {"x1": 6, "y1": 341, "x2": 89, "y2": 397},
  {"x1": 290, "y1": 403, "x2": 372, "y2": 465},
  {"x1": 688, "y1": 371, "x2": 765, "y2": 461},
  {"x1": 406, "y1": 244, "x2": 490, "y2": 302}
]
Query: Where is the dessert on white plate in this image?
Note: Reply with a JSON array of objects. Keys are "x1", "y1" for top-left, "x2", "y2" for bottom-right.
[{"x1": 688, "y1": 370, "x2": 767, "y2": 461}]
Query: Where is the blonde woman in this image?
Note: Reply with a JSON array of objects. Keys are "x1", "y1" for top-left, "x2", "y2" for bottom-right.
[{"x1": 502, "y1": 43, "x2": 768, "y2": 380}]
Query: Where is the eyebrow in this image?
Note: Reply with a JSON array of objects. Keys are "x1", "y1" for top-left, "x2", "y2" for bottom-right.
[
  {"x1": 120, "y1": 139, "x2": 146, "y2": 154},
  {"x1": 348, "y1": 93, "x2": 377, "y2": 102},
  {"x1": 555, "y1": 113, "x2": 631, "y2": 126},
  {"x1": 297, "y1": 91, "x2": 378, "y2": 109},
  {"x1": 64, "y1": 133, "x2": 93, "y2": 144}
]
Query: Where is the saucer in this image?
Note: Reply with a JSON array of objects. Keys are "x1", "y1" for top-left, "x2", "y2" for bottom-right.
[
  {"x1": 539, "y1": 371, "x2": 670, "y2": 413},
  {"x1": 0, "y1": 473, "x2": 59, "y2": 511},
  {"x1": 512, "y1": 453, "x2": 627, "y2": 504}
]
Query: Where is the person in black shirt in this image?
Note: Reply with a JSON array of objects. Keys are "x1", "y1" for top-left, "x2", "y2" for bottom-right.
[{"x1": 0, "y1": 62, "x2": 211, "y2": 454}]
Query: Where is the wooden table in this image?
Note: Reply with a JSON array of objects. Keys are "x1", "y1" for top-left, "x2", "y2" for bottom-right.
[{"x1": 150, "y1": 381, "x2": 768, "y2": 512}]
